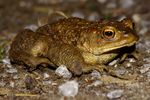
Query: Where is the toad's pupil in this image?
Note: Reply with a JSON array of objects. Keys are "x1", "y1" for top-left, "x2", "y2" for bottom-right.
[{"x1": 105, "y1": 31, "x2": 113, "y2": 37}]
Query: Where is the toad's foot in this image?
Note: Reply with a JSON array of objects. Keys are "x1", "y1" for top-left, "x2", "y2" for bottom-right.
[
  {"x1": 94, "y1": 65, "x2": 136, "y2": 80},
  {"x1": 119, "y1": 50, "x2": 139, "y2": 63},
  {"x1": 82, "y1": 64, "x2": 130, "y2": 79}
]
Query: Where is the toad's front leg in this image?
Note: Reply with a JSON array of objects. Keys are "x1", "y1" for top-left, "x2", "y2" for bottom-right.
[
  {"x1": 47, "y1": 43, "x2": 130, "y2": 79},
  {"x1": 47, "y1": 43, "x2": 103, "y2": 75}
]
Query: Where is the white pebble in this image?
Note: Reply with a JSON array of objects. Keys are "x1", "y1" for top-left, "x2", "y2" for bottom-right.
[
  {"x1": 6, "y1": 68, "x2": 18, "y2": 74},
  {"x1": 43, "y1": 73, "x2": 50, "y2": 79},
  {"x1": 71, "y1": 11, "x2": 85, "y2": 18},
  {"x1": 43, "y1": 80, "x2": 52, "y2": 85},
  {"x1": 91, "y1": 80, "x2": 102, "y2": 87},
  {"x1": 58, "y1": 80, "x2": 78, "y2": 97},
  {"x1": 55, "y1": 65, "x2": 72, "y2": 78},
  {"x1": 115, "y1": 69, "x2": 126, "y2": 75},
  {"x1": 129, "y1": 58, "x2": 136, "y2": 63},
  {"x1": 97, "y1": 0, "x2": 107, "y2": 4},
  {"x1": 24, "y1": 24, "x2": 38, "y2": 32},
  {"x1": 10, "y1": 81, "x2": 15, "y2": 88},
  {"x1": 0, "y1": 81, "x2": 6, "y2": 87},
  {"x1": 140, "y1": 64, "x2": 150, "y2": 74},
  {"x1": 126, "y1": 63, "x2": 132, "y2": 68},
  {"x1": 2, "y1": 58, "x2": 11, "y2": 65},
  {"x1": 91, "y1": 70, "x2": 101, "y2": 78},
  {"x1": 88, "y1": 12, "x2": 99, "y2": 21},
  {"x1": 120, "y1": 0, "x2": 134, "y2": 8},
  {"x1": 107, "y1": 90, "x2": 124, "y2": 99},
  {"x1": 132, "y1": 14, "x2": 141, "y2": 23}
]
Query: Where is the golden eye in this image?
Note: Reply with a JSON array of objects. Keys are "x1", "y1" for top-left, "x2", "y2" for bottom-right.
[{"x1": 102, "y1": 29, "x2": 115, "y2": 39}]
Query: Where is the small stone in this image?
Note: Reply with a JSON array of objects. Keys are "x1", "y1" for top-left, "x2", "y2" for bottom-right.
[
  {"x1": 43, "y1": 80, "x2": 52, "y2": 85},
  {"x1": 10, "y1": 81, "x2": 15, "y2": 88},
  {"x1": 6, "y1": 68, "x2": 18, "y2": 74},
  {"x1": 38, "y1": 0, "x2": 63, "y2": 4},
  {"x1": 139, "y1": 27, "x2": 148, "y2": 35},
  {"x1": 143, "y1": 57, "x2": 150, "y2": 63},
  {"x1": 106, "y1": 1, "x2": 117, "y2": 9},
  {"x1": 91, "y1": 70, "x2": 101, "y2": 79},
  {"x1": 0, "y1": 81, "x2": 6, "y2": 87},
  {"x1": 55, "y1": 65, "x2": 72, "y2": 78},
  {"x1": 71, "y1": 11, "x2": 85, "y2": 18},
  {"x1": 2, "y1": 58, "x2": 11, "y2": 65},
  {"x1": 107, "y1": 90, "x2": 124, "y2": 99},
  {"x1": 147, "y1": 72, "x2": 150, "y2": 78},
  {"x1": 88, "y1": 12, "x2": 100, "y2": 21},
  {"x1": 129, "y1": 58, "x2": 136, "y2": 63},
  {"x1": 97, "y1": 0, "x2": 107, "y2": 4},
  {"x1": 132, "y1": 14, "x2": 141, "y2": 23},
  {"x1": 115, "y1": 69, "x2": 126, "y2": 75},
  {"x1": 19, "y1": 1, "x2": 32, "y2": 8},
  {"x1": 126, "y1": 62, "x2": 132, "y2": 68},
  {"x1": 13, "y1": 75, "x2": 19, "y2": 79},
  {"x1": 91, "y1": 80, "x2": 103, "y2": 87},
  {"x1": 24, "y1": 24, "x2": 38, "y2": 32},
  {"x1": 140, "y1": 64, "x2": 150, "y2": 74},
  {"x1": 43, "y1": 73, "x2": 50, "y2": 79},
  {"x1": 119, "y1": 0, "x2": 134, "y2": 8},
  {"x1": 58, "y1": 80, "x2": 78, "y2": 97},
  {"x1": 25, "y1": 74, "x2": 37, "y2": 90}
]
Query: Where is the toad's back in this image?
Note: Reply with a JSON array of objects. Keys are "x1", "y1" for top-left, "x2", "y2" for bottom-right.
[{"x1": 36, "y1": 17, "x2": 98, "y2": 45}]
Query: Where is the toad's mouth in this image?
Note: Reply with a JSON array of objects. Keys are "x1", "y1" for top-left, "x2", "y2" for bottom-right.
[{"x1": 85, "y1": 41, "x2": 137, "y2": 55}]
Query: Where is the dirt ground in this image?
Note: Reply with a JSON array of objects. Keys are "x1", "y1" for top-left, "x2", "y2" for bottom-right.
[{"x1": 0, "y1": 0, "x2": 150, "y2": 100}]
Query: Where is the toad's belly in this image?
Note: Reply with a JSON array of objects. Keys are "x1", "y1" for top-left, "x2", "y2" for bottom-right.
[{"x1": 82, "y1": 52, "x2": 118, "y2": 65}]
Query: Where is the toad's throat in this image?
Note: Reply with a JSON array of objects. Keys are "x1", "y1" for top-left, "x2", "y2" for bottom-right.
[{"x1": 85, "y1": 41, "x2": 137, "y2": 56}]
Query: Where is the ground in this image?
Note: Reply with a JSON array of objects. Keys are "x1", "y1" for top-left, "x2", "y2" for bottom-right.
[{"x1": 0, "y1": 0, "x2": 150, "y2": 100}]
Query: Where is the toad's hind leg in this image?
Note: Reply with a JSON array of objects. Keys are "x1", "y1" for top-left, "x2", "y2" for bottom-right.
[{"x1": 9, "y1": 51, "x2": 52, "y2": 71}]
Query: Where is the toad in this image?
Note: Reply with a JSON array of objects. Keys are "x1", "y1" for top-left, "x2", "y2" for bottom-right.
[{"x1": 9, "y1": 17, "x2": 139, "y2": 78}]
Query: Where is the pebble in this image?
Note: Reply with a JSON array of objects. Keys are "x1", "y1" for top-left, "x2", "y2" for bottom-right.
[
  {"x1": 2, "y1": 58, "x2": 11, "y2": 65},
  {"x1": 107, "y1": 89, "x2": 124, "y2": 99},
  {"x1": 106, "y1": 1, "x2": 117, "y2": 9},
  {"x1": 6, "y1": 68, "x2": 18, "y2": 74},
  {"x1": 119, "y1": 0, "x2": 134, "y2": 8},
  {"x1": 146, "y1": 71, "x2": 150, "y2": 78},
  {"x1": 24, "y1": 24, "x2": 38, "y2": 32},
  {"x1": 55, "y1": 65, "x2": 72, "y2": 79},
  {"x1": 91, "y1": 70, "x2": 101, "y2": 79},
  {"x1": 115, "y1": 69, "x2": 126, "y2": 75},
  {"x1": 88, "y1": 12, "x2": 99, "y2": 21},
  {"x1": 97, "y1": 0, "x2": 107, "y2": 4},
  {"x1": 38, "y1": 0, "x2": 63, "y2": 4},
  {"x1": 10, "y1": 81, "x2": 15, "y2": 88},
  {"x1": 71, "y1": 11, "x2": 85, "y2": 18},
  {"x1": 43, "y1": 73, "x2": 50, "y2": 79},
  {"x1": 140, "y1": 64, "x2": 150, "y2": 74},
  {"x1": 19, "y1": 1, "x2": 32, "y2": 8},
  {"x1": 0, "y1": 81, "x2": 6, "y2": 87},
  {"x1": 126, "y1": 62, "x2": 132, "y2": 68},
  {"x1": 129, "y1": 58, "x2": 136, "y2": 63},
  {"x1": 13, "y1": 75, "x2": 19, "y2": 80},
  {"x1": 90, "y1": 80, "x2": 103, "y2": 87},
  {"x1": 132, "y1": 14, "x2": 141, "y2": 23},
  {"x1": 58, "y1": 80, "x2": 78, "y2": 97},
  {"x1": 43, "y1": 80, "x2": 52, "y2": 85}
]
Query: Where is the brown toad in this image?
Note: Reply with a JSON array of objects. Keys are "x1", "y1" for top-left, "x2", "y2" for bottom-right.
[{"x1": 9, "y1": 17, "x2": 139, "y2": 77}]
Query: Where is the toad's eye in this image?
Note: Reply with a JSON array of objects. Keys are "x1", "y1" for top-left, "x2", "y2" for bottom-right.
[{"x1": 102, "y1": 29, "x2": 115, "y2": 40}]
